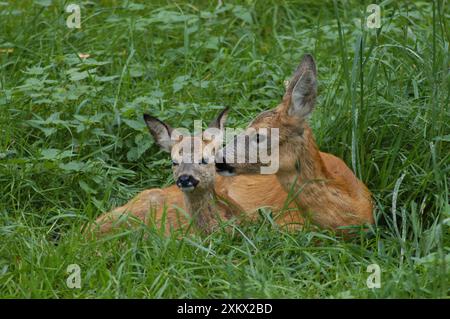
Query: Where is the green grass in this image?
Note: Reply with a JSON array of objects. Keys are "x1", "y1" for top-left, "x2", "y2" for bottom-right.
[{"x1": 0, "y1": 0, "x2": 449, "y2": 298}]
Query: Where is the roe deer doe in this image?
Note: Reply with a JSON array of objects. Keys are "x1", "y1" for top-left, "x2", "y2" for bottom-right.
[
  {"x1": 91, "y1": 109, "x2": 300, "y2": 235},
  {"x1": 216, "y1": 54, "x2": 374, "y2": 230}
]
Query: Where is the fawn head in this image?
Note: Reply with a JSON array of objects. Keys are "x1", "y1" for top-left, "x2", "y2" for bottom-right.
[
  {"x1": 216, "y1": 54, "x2": 317, "y2": 175},
  {"x1": 144, "y1": 108, "x2": 229, "y2": 193}
]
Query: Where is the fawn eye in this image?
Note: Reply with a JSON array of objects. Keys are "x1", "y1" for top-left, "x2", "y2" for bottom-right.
[
  {"x1": 201, "y1": 158, "x2": 208, "y2": 165},
  {"x1": 172, "y1": 160, "x2": 179, "y2": 166}
]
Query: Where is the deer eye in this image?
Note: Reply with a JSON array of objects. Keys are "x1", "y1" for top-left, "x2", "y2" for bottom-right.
[
  {"x1": 256, "y1": 133, "x2": 266, "y2": 144},
  {"x1": 172, "y1": 160, "x2": 179, "y2": 166},
  {"x1": 201, "y1": 158, "x2": 208, "y2": 165}
]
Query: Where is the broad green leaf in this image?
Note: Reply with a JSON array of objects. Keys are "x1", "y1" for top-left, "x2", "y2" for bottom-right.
[
  {"x1": 123, "y1": 119, "x2": 146, "y2": 131},
  {"x1": 59, "y1": 161, "x2": 86, "y2": 172}
]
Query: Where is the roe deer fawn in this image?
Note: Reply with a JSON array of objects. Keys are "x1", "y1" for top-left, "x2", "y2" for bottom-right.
[
  {"x1": 216, "y1": 54, "x2": 374, "y2": 230},
  {"x1": 91, "y1": 109, "x2": 300, "y2": 235}
]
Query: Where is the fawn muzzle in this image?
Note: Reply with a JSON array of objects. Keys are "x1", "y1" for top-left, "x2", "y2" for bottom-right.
[{"x1": 176, "y1": 174, "x2": 199, "y2": 191}]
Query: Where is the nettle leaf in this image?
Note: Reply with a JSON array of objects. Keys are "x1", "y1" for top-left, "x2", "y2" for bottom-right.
[
  {"x1": 232, "y1": 5, "x2": 253, "y2": 24},
  {"x1": 126, "y1": 147, "x2": 139, "y2": 162},
  {"x1": 173, "y1": 75, "x2": 191, "y2": 93},
  {"x1": 123, "y1": 119, "x2": 146, "y2": 131},
  {"x1": 40, "y1": 149, "x2": 74, "y2": 160},
  {"x1": 0, "y1": 89, "x2": 11, "y2": 105},
  {"x1": 23, "y1": 66, "x2": 47, "y2": 75},
  {"x1": 91, "y1": 112, "x2": 109, "y2": 122},
  {"x1": 18, "y1": 78, "x2": 45, "y2": 91},
  {"x1": 69, "y1": 71, "x2": 90, "y2": 81},
  {"x1": 192, "y1": 80, "x2": 210, "y2": 89},
  {"x1": 27, "y1": 119, "x2": 58, "y2": 136},
  {"x1": 129, "y1": 64, "x2": 145, "y2": 78},
  {"x1": 26, "y1": 77, "x2": 44, "y2": 86},
  {"x1": 59, "y1": 161, "x2": 86, "y2": 172},
  {"x1": 132, "y1": 96, "x2": 159, "y2": 105},
  {"x1": 186, "y1": 25, "x2": 199, "y2": 35},
  {"x1": 204, "y1": 36, "x2": 220, "y2": 50},
  {"x1": 151, "y1": 89, "x2": 164, "y2": 98},
  {"x1": 40, "y1": 127, "x2": 57, "y2": 136},
  {"x1": 127, "y1": 134, "x2": 152, "y2": 161},
  {"x1": 75, "y1": 123, "x2": 86, "y2": 133}
]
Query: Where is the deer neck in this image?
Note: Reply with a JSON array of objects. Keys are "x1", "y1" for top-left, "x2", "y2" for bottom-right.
[
  {"x1": 183, "y1": 187, "x2": 220, "y2": 232},
  {"x1": 277, "y1": 125, "x2": 328, "y2": 190},
  {"x1": 276, "y1": 125, "x2": 372, "y2": 228}
]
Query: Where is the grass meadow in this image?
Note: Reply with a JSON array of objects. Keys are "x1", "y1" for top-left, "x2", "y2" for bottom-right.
[{"x1": 0, "y1": 0, "x2": 449, "y2": 298}]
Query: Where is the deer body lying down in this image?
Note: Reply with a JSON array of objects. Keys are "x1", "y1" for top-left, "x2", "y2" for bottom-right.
[
  {"x1": 92, "y1": 110, "x2": 300, "y2": 235},
  {"x1": 216, "y1": 54, "x2": 374, "y2": 229},
  {"x1": 94, "y1": 174, "x2": 296, "y2": 235}
]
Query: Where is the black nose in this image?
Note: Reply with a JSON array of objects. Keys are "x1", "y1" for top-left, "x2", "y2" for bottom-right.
[{"x1": 177, "y1": 175, "x2": 199, "y2": 188}]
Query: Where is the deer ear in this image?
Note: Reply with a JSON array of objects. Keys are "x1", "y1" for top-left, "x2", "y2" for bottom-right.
[
  {"x1": 208, "y1": 107, "x2": 229, "y2": 132},
  {"x1": 143, "y1": 114, "x2": 173, "y2": 152},
  {"x1": 284, "y1": 54, "x2": 317, "y2": 118},
  {"x1": 205, "y1": 108, "x2": 229, "y2": 159}
]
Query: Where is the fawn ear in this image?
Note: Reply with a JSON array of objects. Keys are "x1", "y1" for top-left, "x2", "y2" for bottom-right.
[
  {"x1": 284, "y1": 54, "x2": 317, "y2": 118},
  {"x1": 143, "y1": 114, "x2": 173, "y2": 152},
  {"x1": 208, "y1": 107, "x2": 229, "y2": 132}
]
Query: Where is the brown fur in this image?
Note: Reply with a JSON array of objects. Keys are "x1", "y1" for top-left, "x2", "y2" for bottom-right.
[
  {"x1": 91, "y1": 171, "x2": 301, "y2": 236},
  {"x1": 220, "y1": 54, "x2": 374, "y2": 230}
]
